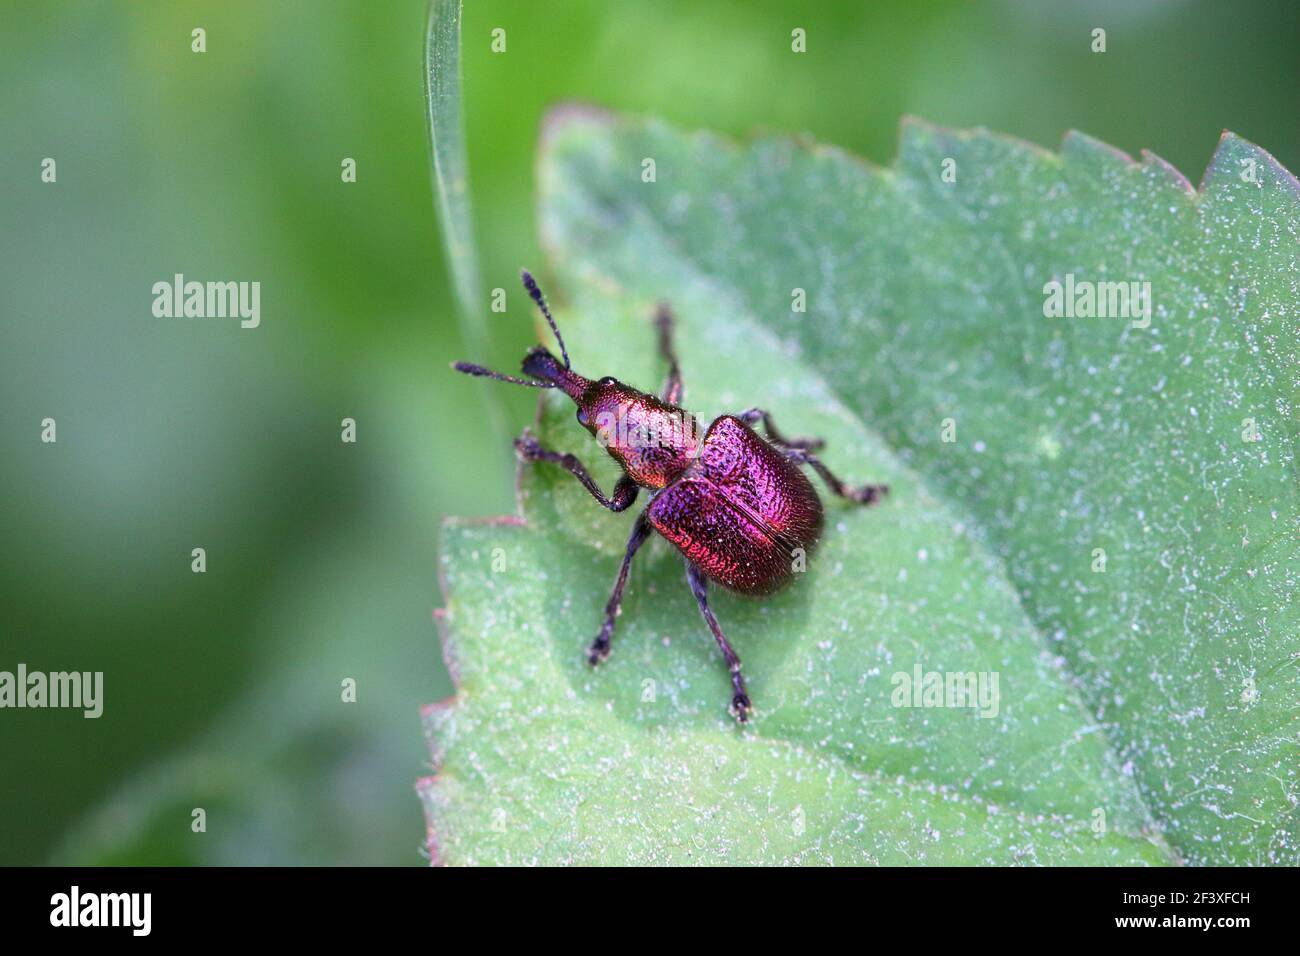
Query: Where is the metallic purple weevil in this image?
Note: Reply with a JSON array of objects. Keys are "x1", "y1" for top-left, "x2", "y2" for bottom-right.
[{"x1": 454, "y1": 271, "x2": 889, "y2": 721}]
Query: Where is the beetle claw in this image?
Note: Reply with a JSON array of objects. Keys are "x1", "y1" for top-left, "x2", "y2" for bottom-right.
[
  {"x1": 850, "y1": 483, "x2": 890, "y2": 505},
  {"x1": 586, "y1": 638, "x2": 611, "y2": 666},
  {"x1": 513, "y1": 430, "x2": 540, "y2": 460},
  {"x1": 730, "y1": 692, "x2": 753, "y2": 723}
]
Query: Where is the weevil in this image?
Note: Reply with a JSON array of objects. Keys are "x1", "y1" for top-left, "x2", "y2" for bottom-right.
[{"x1": 454, "y1": 271, "x2": 889, "y2": 722}]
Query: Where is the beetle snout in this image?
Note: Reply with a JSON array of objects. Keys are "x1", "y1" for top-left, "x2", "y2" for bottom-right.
[
  {"x1": 522, "y1": 346, "x2": 587, "y2": 399},
  {"x1": 521, "y1": 345, "x2": 559, "y2": 380}
]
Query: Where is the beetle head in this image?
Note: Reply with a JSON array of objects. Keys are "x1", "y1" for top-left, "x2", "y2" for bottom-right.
[
  {"x1": 519, "y1": 354, "x2": 661, "y2": 453},
  {"x1": 570, "y1": 376, "x2": 638, "y2": 433}
]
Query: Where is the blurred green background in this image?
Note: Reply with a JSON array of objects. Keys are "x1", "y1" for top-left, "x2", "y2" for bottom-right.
[{"x1": 1, "y1": 0, "x2": 1296, "y2": 865}]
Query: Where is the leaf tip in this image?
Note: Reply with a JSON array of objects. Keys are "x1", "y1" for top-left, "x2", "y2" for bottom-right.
[{"x1": 1200, "y1": 129, "x2": 1300, "y2": 197}]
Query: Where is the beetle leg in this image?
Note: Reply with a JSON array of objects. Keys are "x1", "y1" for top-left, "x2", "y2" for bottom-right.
[
  {"x1": 587, "y1": 509, "x2": 654, "y2": 665},
  {"x1": 685, "y1": 563, "x2": 752, "y2": 723},
  {"x1": 514, "y1": 431, "x2": 639, "y2": 512},
  {"x1": 738, "y1": 407, "x2": 825, "y2": 452},
  {"x1": 783, "y1": 447, "x2": 890, "y2": 506},
  {"x1": 655, "y1": 302, "x2": 684, "y2": 405}
]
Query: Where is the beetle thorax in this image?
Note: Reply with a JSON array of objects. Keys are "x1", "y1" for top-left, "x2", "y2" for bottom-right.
[{"x1": 579, "y1": 381, "x2": 702, "y2": 489}]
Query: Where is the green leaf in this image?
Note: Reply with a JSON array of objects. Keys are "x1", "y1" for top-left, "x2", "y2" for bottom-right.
[{"x1": 423, "y1": 109, "x2": 1299, "y2": 865}]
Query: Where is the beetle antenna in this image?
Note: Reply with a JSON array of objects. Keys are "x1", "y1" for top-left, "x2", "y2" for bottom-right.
[
  {"x1": 521, "y1": 270, "x2": 570, "y2": 369},
  {"x1": 452, "y1": 361, "x2": 556, "y2": 388}
]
